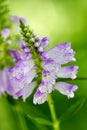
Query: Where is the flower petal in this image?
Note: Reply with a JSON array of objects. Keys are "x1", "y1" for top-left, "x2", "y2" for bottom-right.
[
  {"x1": 38, "y1": 81, "x2": 54, "y2": 94},
  {"x1": 40, "y1": 37, "x2": 50, "y2": 48},
  {"x1": 42, "y1": 59, "x2": 60, "y2": 73},
  {"x1": 33, "y1": 90, "x2": 47, "y2": 104},
  {"x1": 5, "y1": 59, "x2": 36, "y2": 98},
  {"x1": 1, "y1": 28, "x2": 10, "y2": 38},
  {"x1": 57, "y1": 66, "x2": 78, "y2": 79},
  {"x1": 9, "y1": 50, "x2": 21, "y2": 62},
  {"x1": 10, "y1": 15, "x2": 27, "y2": 24},
  {"x1": 55, "y1": 82, "x2": 78, "y2": 98},
  {"x1": 44, "y1": 42, "x2": 76, "y2": 64},
  {"x1": 22, "y1": 82, "x2": 36, "y2": 101},
  {"x1": 42, "y1": 70, "x2": 56, "y2": 84}
]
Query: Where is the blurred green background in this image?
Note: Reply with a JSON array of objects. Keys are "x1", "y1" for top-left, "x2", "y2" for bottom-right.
[{"x1": 0, "y1": 0, "x2": 87, "y2": 130}]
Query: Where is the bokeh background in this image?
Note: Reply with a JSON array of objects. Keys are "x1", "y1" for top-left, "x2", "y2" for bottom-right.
[{"x1": 0, "y1": 0, "x2": 87, "y2": 130}]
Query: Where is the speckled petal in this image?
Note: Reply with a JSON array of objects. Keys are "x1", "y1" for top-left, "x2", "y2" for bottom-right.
[
  {"x1": 42, "y1": 59, "x2": 60, "y2": 72},
  {"x1": 42, "y1": 70, "x2": 56, "y2": 84},
  {"x1": 33, "y1": 90, "x2": 47, "y2": 104},
  {"x1": 38, "y1": 81, "x2": 54, "y2": 94},
  {"x1": 5, "y1": 59, "x2": 36, "y2": 98}
]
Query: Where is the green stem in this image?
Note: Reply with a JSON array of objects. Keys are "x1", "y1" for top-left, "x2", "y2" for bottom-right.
[{"x1": 48, "y1": 94, "x2": 60, "y2": 130}]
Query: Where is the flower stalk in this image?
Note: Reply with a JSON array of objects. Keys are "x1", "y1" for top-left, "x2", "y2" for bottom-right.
[
  {"x1": 20, "y1": 20, "x2": 43, "y2": 84},
  {"x1": 48, "y1": 94, "x2": 60, "y2": 130}
]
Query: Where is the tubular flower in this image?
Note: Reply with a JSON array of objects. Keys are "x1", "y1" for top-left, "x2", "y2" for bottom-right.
[
  {"x1": 1, "y1": 28, "x2": 10, "y2": 38},
  {"x1": 0, "y1": 21, "x2": 78, "y2": 104},
  {"x1": 6, "y1": 48, "x2": 36, "y2": 100},
  {"x1": 33, "y1": 42, "x2": 78, "y2": 104}
]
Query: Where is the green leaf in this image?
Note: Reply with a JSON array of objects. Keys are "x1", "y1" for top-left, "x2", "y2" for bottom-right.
[
  {"x1": 28, "y1": 117, "x2": 52, "y2": 126},
  {"x1": 18, "y1": 101, "x2": 52, "y2": 126},
  {"x1": 0, "y1": 0, "x2": 11, "y2": 30},
  {"x1": 60, "y1": 98, "x2": 86, "y2": 122},
  {"x1": 19, "y1": 102, "x2": 45, "y2": 117},
  {"x1": 24, "y1": 115, "x2": 49, "y2": 130},
  {"x1": 0, "y1": 97, "x2": 20, "y2": 130},
  {"x1": 13, "y1": 105, "x2": 29, "y2": 130}
]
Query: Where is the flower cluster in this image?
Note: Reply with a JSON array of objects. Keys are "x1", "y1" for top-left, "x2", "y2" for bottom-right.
[
  {"x1": 0, "y1": 18, "x2": 78, "y2": 104},
  {"x1": 34, "y1": 42, "x2": 78, "y2": 104}
]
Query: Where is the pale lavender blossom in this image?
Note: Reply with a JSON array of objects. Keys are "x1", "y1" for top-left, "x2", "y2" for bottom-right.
[
  {"x1": 9, "y1": 50, "x2": 21, "y2": 62},
  {"x1": 40, "y1": 42, "x2": 76, "y2": 64},
  {"x1": 40, "y1": 37, "x2": 50, "y2": 48},
  {"x1": 55, "y1": 82, "x2": 78, "y2": 98},
  {"x1": 6, "y1": 63, "x2": 36, "y2": 100},
  {"x1": 0, "y1": 25, "x2": 78, "y2": 104},
  {"x1": 33, "y1": 90, "x2": 48, "y2": 104},
  {"x1": 37, "y1": 46, "x2": 43, "y2": 52},
  {"x1": 1, "y1": 28, "x2": 10, "y2": 38},
  {"x1": 5, "y1": 49, "x2": 36, "y2": 100},
  {"x1": 10, "y1": 15, "x2": 27, "y2": 24},
  {"x1": 34, "y1": 42, "x2": 40, "y2": 47},
  {"x1": 34, "y1": 37, "x2": 49, "y2": 51},
  {"x1": 0, "y1": 46, "x2": 36, "y2": 100},
  {"x1": 33, "y1": 42, "x2": 78, "y2": 104},
  {"x1": 10, "y1": 16, "x2": 19, "y2": 23},
  {"x1": 57, "y1": 66, "x2": 78, "y2": 79},
  {"x1": 38, "y1": 81, "x2": 54, "y2": 94},
  {"x1": 35, "y1": 37, "x2": 41, "y2": 43}
]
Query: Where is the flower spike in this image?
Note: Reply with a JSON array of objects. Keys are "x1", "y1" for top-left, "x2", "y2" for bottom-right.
[{"x1": 0, "y1": 20, "x2": 78, "y2": 104}]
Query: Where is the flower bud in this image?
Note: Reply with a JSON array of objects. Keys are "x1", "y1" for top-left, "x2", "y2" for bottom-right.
[
  {"x1": 41, "y1": 37, "x2": 50, "y2": 48},
  {"x1": 37, "y1": 46, "x2": 43, "y2": 52}
]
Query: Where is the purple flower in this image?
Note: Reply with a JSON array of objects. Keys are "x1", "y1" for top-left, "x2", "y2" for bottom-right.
[
  {"x1": 6, "y1": 58, "x2": 36, "y2": 99},
  {"x1": 40, "y1": 37, "x2": 50, "y2": 48},
  {"x1": 10, "y1": 15, "x2": 27, "y2": 24},
  {"x1": 33, "y1": 90, "x2": 48, "y2": 104},
  {"x1": 0, "y1": 23, "x2": 78, "y2": 105},
  {"x1": 43, "y1": 42, "x2": 75, "y2": 64},
  {"x1": 34, "y1": 37, "x2": 49, "y2": 52},
  {"x1": 55, "y1": 82, "x2": 78, "y2": 98},
  {"x1": 42, "y1": 70, "x2": 56, "y2": 84},
  {"x1": 33, "y1": 42, "x2": 78, "y2": 104},
  {"x1": 9, "y1": 50, "x2": 21, "y2": 62},
  {"x1": 37, "y1": 46, "x2": 43, "y2": 52},
  {"x1": 42, "y1": 59, "x2": 60, "y2": 76},
  {"x1": 57, "y1": 66, "x2": 78, "y2": 79},
  {"x1": 14, "y1": 82, "x2": 36, "y2": 101},
  {"x1": 38, "y1": 81, "x2": 54, "y2": 94},
  {"x1": 0, "y1": 48, "x2": 36, "y2": 100},
  {"x1": 1, "y1": 28, "x2": 10, "y2": 38},
  {"x1": 10, "y1": 15, "x2": 19, "y2": 23},
  {"x1": 35, "y1": 37, "x2": 41, "y2": 43},
  {"x1": 34, "y1": 42, "x2": 40, "y2": 47}
]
